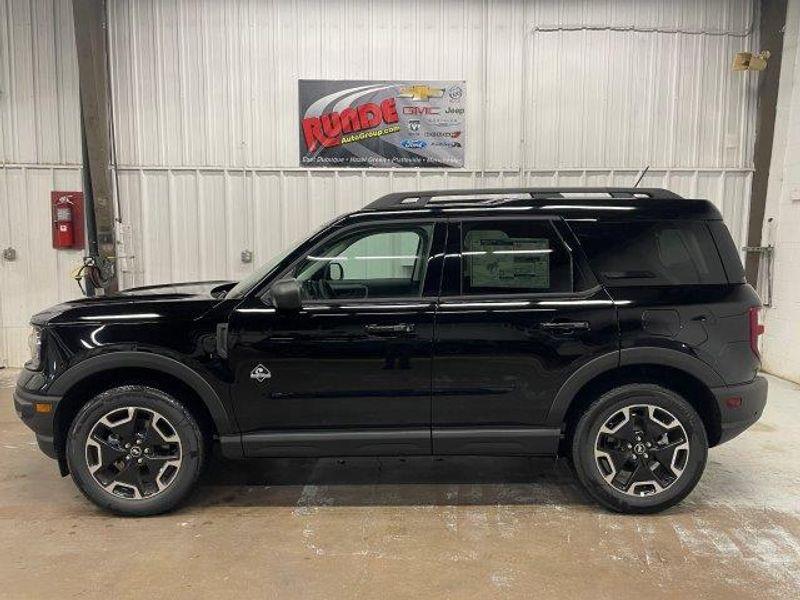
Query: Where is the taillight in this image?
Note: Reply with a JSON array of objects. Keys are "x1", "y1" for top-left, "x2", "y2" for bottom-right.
[{"x1": 748, "y1": 306, "x2": 764, "y2": 358}]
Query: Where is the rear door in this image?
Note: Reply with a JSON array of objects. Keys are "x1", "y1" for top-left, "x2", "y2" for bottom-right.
[{"x1": 432, "y1": 217, "x2": 618, "y2": 455}]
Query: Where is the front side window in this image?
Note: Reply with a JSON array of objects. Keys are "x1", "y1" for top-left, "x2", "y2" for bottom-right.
[
  {"x1": 294, "y1": 224, "x2": 433, "y2": 300},
  {"x1": 461, "y1": 220, "x2": 574, "y2": 295}
]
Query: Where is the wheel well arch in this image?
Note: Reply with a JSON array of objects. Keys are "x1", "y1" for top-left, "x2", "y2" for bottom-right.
[
  {"x1": 53, "y1": 367, "x2": 220, "y2": 465},
  {"x1": 559, "y1": 364, "x2": 722, "y2": 451}
]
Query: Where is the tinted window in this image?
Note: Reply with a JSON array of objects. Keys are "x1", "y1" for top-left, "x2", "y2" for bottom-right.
[
  {"x1": 571, "y1": 220, "x2": 727, "y2": 286},
  {"x1": 708, "y1": 221, "x2": 745, "y2": 283},
  {"x1": 294, "y1": 224, "x2": 433, "y2": 300},
  {"x1": 461, "y1": 220, "x2": 574, "y2": 294}
]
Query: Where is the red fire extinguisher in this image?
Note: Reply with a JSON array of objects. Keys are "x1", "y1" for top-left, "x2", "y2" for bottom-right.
[{"x1": 54, "y1": 197, "x2": 75, "y2": 248}]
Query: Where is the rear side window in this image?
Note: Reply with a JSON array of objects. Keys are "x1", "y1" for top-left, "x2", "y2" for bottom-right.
[
  {"x1": 708, "y1": 221, "x2": 746, "y2": 283},
  {"x1": 460, "y1": 220, "x2": 574, "y2": 294},
  {"x1": 570, "y1": 220, "x2": 727, "y2": 286}
]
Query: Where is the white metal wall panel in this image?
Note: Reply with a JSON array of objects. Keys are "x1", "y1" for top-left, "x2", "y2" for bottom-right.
[
  {"x1": 0, "y1": 166, "x2": 84, "y2": 367},
  {"x1": 108, "y1": 0, "x2": 757, "y2": 171},
  {"x1": 0, "y1": 0, "x2": 81, "y2": 164},
  {"x1": 0, "y1": 0, "x2": 83, "y2": 366}
]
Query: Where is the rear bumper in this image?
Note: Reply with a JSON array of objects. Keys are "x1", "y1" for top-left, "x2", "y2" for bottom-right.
[
  {"x1": 712, "y1": 375, "x2": 768, "y2": 445},
  {"x1": 13, "y1": 386, "x2": 60, "y2": 459}
]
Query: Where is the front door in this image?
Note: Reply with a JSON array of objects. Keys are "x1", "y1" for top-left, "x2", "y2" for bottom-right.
[
  {"x1": 228, "y1": 220, "x2": 445, "y2": 457},
  {"x1": 432, "y1": 218, "x2": 618, "y2": 455}
]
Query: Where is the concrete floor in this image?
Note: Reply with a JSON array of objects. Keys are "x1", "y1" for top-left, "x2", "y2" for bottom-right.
[{"x1": 1, "y1": 370, "x2": 799, "y2": 599}]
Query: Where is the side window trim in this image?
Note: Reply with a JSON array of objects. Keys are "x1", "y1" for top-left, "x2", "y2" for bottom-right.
[{"x1": 437, "y1": 285, "x2": 605, "y2": 303}]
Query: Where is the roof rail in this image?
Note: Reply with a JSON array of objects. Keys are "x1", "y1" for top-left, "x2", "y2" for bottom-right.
[{"x1": 363, "y1": 187, "x2": 683, "y2": 211}]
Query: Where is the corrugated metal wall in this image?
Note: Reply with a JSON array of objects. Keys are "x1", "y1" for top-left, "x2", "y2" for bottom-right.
[
  {"x1": 1, "y1": 0, "x2": 83, "y2": 367},
  {"x1": 1, "y1": 0, "x2": 761, "y2": 366}
]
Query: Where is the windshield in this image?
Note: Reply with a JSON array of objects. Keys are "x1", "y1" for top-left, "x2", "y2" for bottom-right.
[{"x1": 226, "y1": 217, "x2": 342, "y2": 299}]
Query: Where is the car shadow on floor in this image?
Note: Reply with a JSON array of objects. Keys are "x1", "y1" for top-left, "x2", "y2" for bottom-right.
[{"x1": 190, "y1": 451, "x2": 593, "y2": 509}]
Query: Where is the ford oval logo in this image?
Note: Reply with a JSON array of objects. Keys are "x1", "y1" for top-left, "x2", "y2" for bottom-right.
[{"x1": 401, "y1": 139, "x2": 428, "y2": 149}]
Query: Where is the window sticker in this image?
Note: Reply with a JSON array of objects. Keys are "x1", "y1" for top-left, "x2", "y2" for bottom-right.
[{"x1": 465, "y1": 230, "x2": 551, "y2": 288}]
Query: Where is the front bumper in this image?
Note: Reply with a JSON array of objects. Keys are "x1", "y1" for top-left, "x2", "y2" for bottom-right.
[
  {"x1": 13, "y1": 386, "x2": 60, "y2": 459},
  {"x1": 712, "y1": 375, "x2": 768, "y2": 445}
]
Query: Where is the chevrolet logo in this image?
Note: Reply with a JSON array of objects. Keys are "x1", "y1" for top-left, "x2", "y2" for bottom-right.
[{"x1": 398, "y1": 85, "x2": 444, "y2": 102}]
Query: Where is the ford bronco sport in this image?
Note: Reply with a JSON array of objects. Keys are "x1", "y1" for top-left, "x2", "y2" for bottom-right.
[{"x1": 14, "y1": 188, "x2": 767, "y2": 515}]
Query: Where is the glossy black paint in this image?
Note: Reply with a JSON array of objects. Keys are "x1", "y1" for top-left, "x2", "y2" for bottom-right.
[
  {"x1": 430, "y1": 220, "x2": 618, "y2": 453},
  {"x1": 228, "y1": 299, "x2": 437, "y2": 435},
  {"x1": 14, "y1": 189, "x2": 767, "y2": 468},
  {"x1": 432, "y1": 290, "x2": 618, "y2": 428},
  {"x1": 612, "y1": 284, "x2": 761, "y2": 386}
]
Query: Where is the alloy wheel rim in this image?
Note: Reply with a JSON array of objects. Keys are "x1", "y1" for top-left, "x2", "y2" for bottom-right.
[
  {"x1": 84, "y1": 406, "x2": 182, "y2": 500},
  {"x1": 593, "y1": 404, "x2": 690, "y2": 497}
]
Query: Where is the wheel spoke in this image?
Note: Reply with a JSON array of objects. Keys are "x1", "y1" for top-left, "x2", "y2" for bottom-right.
[
  {"x1": 89, "y1": 433, "x2": 127, "y2": 466},
  {"x1": 114, "y1": 461, "x2": 148, "y2": 495},
  {"x1": 142, "y1": 415, "x2": 177, "y2": 447},
  {"x1": 610, "y1": 459, "x2": 641, "y2": 492},
  {"x1": 646, "y1": 457, "x2": 675, "y2": 488},
  {"x1": 608, "y1": 418, "x2": 637, "y2": 443},
  {"x1": 627, "y1": 461, "x2": 652, "y2": 487}
]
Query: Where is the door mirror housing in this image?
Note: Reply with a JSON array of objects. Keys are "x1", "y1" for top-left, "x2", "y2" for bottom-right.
[
  {"x1": 328, "y1": 262, "x2": 344, "y2": 281},
  {"x1": 270, "y1": 278, "x2": 302, "y2": 311}
]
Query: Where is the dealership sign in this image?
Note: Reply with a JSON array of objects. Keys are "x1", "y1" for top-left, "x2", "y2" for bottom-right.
[{"x1": 299, "y1": 80, "x2": 465, "y2": 168}]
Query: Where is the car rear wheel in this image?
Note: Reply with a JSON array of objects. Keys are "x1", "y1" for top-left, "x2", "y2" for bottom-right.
[
  {"x1": 571, "y1": 384, "x2": 708, "y2": 514},
  {"x1": 66, "y1": 385, "x2": 205, "y2": 516}
]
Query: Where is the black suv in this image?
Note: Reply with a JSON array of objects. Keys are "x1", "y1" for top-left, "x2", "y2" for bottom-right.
[{"x1": 14, "y1": 188, "x2": 767, "y2": 516}]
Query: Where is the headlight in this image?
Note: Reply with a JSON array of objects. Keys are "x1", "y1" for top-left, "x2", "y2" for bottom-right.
[{"x1": 26, "y1": 326, "x2": 43, "y2": 370}]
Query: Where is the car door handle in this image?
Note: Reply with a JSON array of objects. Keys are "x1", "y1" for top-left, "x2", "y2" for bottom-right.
[
  {"x1": 364, "y1": 323, "x2": 416, "y2": 336},
  {"x1": 540, "y1": 321, "x2": 590, "y2": 332}
]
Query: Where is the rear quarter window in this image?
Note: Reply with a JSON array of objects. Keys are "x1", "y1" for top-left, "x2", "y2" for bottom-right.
[
  {"x1": 570, "y1": 220, "x2": 728, "y2": 286},
  {"x1": 708, "y1": 220, "x2": 746, "y2": 283}
]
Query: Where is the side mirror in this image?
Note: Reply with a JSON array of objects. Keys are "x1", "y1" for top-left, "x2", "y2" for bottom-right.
[
  {"x1": 270, "y1": 278, "x2": 302, "y2": 311},
  {"x1": 328, "y1": 262, "x2": 344, "y2": 281}
]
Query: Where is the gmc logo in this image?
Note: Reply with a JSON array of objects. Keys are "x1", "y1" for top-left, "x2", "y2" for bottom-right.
[{"x1": 402, "y1": 106, "x2": 439, "y2": 116}]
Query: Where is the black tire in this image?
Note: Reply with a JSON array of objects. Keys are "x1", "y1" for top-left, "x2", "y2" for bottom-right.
[
  {"x1": 66, "y1": 385, "x2": 205, "y2": 516},
  {"x1": 571, "y1": 384, "x2": 708, "y2": 514}
]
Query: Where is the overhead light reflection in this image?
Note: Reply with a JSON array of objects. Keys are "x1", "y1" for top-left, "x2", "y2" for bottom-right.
[{"x1": 79, "y1": 313, "x2": 161, "y2": 321}]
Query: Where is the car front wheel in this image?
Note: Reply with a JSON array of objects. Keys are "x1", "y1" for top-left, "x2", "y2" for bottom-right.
[
  {"x1": 66, "y1": 385, "x2": 205, "y2": 516},
  {"x1": 571, "y1": 384, "x2": 708, "y2": 514}
]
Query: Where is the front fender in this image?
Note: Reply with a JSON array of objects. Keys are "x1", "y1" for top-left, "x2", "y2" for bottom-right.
[{"x1": 48, "y1": 351, "x2": 236, "y2": 435}]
